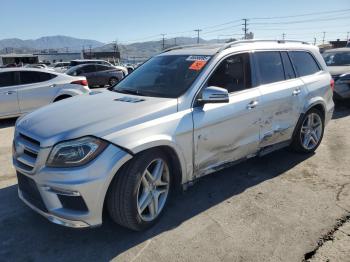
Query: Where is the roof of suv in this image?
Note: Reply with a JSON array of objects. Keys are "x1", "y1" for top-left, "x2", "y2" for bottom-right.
[{"x1": 160, "y1": 40, "x2": 317, "y2": 56}]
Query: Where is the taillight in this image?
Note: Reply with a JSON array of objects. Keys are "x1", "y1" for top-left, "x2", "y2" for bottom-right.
[
  {"x1": 330, "y1": 79, "x2": 335, "y2": 91},
  {"x1": 71, "y1": 79, "x2": 88, "y2": 86}
]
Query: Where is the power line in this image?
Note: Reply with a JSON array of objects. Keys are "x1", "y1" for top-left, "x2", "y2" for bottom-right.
[
  {"x1": 250, "y1": 14, "x2": 350, "y2": 25},
  {"x1": 250, "y1": 8, "x2": 350, "y2": 20}
]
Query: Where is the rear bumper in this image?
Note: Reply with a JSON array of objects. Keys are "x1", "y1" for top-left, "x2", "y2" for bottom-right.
[
  {"x1": 334, "y1": 83, "x2": 350, "y2": 100},
  {"x1": 14, "y1": 143, "x2": 132, "y2": 228}
]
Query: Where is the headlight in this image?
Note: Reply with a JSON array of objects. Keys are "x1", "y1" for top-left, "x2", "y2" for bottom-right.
[{"x1": 47, "y1": 136, "x2": 108, "y2": 167}]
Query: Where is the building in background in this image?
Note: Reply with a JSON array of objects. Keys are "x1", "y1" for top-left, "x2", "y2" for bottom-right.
[
  {"x1": 0, "y1": 54, "x2": 38, "y2": 66},
  {"x1": 83, "y1": 51, "x2": 121, "y2": 65},
  {"x1": 35, "y1": 51, "x2": 82, "y2": 64}
]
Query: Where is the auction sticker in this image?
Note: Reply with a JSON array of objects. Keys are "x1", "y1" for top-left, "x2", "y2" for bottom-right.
[
  {"x1": 186, "y1": 55, "x2": 211, "y2": 61},
  {"x1": 189, "y1": 60, "x2": 207, "y2": 71}
]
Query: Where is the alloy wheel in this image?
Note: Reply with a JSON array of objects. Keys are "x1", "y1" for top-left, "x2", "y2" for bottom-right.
[
  {"x1": 300, "y1": 113, "x2": 323, "y2": 150},
  {"x1": 136, "y1": 158, "x2": 170, "y2": 222}
]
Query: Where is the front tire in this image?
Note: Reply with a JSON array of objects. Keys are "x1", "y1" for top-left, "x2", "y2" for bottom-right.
[
  {"x1": 290, "y1": 108, "x2": 324, "y2": 153},
  {"x1": 107, "y1": 149, "x2": 172, "y2": 231}
]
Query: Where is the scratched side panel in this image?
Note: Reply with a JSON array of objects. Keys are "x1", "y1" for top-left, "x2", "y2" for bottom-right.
[
  {"x1": 258, "y1": 79, "x2": 305, "y2": 148},
  {"x1": 193, "y1": 88, "x2": 261, "y2": 177}
]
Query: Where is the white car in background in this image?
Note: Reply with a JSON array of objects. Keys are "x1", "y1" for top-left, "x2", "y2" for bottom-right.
[
  {"x1": 50, "y1": 62, "x2": 70, "y2": 73},
  {"x1": 0, "y1": 68, "x2": 90, "y2": 119}
]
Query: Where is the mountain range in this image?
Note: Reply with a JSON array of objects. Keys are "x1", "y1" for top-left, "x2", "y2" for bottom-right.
[{"x1": 0, "y1": 35, "x2": 231, "y2": 60}]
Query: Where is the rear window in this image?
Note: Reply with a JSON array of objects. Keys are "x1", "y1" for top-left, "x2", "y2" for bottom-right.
[
  {"x1": 20, "y1": 71, "x2": 57, "y2": 84},
  {"x1": 289, "y1": 51, "x2": 321, "y2": 77},
  {"x1": 322, "y1": 51, "x2": 350, "y2": 66},
  {"x1": 255, "y1": 51, "x2": 285, "y2": 85},
  {"x1": 0, "y1": 72, "x2": 16, "y2": 87}
]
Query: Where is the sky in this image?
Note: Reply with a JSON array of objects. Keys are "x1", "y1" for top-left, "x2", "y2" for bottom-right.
[{"x1": 1, "y1": 0, "x2": 350, "y2": 45}]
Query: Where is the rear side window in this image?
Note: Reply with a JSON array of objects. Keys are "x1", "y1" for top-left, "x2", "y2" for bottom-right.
[
  {"x1": 20, "y1": 71, "x2": 56, "y2": 84},
  {"x1": 95, "y1": 65, "x2": 111, "y2": 71},
  {"x1": 81, "y1": 65, "x2": 96, "y2": 73},
  {"x1": 255, "y1": 51, "x2": 285, "y2": 85},
  {"x1": 0, "y1": 72, "x2": 16, "y2": 87},
  {"x1": 289, "y1": 51, "x2": 321, "y2": 77},
  {"x1": 281, "y1": 52, "x2": 296, "y2": 79}
]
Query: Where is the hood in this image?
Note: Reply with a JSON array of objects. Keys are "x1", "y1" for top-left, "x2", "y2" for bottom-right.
[
  {"x1": 16, "y1": 91, "x2": 177, "y2": 147},
  {"x1": 328, "y1": 66, "x2": 350, "y2": 76}
]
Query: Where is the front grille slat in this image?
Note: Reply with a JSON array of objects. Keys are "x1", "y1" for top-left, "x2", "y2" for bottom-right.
[
  {"x1": 17, "y1": 154, "x2": 36, "y2": 168},
  {"x1": 15, "y1": 133, "x2": 41, "y2": 173}
]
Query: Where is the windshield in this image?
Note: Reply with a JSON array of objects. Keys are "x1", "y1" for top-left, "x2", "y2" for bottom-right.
[
  {"x1": 323, "y1": 51, "x2": 350, "y2": 66},
  {"x1": 113, "y1": 55, "x2": 211, "y2": 98}
]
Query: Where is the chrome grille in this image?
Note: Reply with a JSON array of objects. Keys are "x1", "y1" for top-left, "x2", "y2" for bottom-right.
[{"x1": 14, "y1": 133, "x2": 40, "y2": 173}]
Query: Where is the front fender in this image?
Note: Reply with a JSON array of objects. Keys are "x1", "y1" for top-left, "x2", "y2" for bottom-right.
[{"x1": 126, "y1": 135, "x2": 188, "y2": 184}]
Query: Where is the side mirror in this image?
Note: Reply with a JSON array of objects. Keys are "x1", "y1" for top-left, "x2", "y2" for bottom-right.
[{"x1": 197, "y1": 86, "x2": 229, "y2": 104}]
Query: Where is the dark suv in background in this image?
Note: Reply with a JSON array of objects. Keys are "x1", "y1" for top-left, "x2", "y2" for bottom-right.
[{"x1": 66, "y1": 64, "x2": 124, "y2": 87}]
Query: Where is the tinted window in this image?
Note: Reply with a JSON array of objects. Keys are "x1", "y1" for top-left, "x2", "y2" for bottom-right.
[
  {"x1": 289, "y1": 51, "x2": 320, "y2": 77},
  {"x1": 281, "y1": 52, "x2": 296, "y2": 79},
  {"x1": 208, "y1": 53, "x2": 251, "y2": 93},
  {"x1": 95, "y1": 65, "x2": 111, "y2": 72},
  {"x1": 322, "y1": 51, "x2": 350, "y2": 66},
  {"x1": 81, "y1": 65, "x2": 96, "y2": 73},
  {"x1": 20, "y1": 71, "x2": 56, "y2": 84},
  {"x1": 255, "y1": 52, "x2": 285, "y2": 85},
  {"x1": 0, "y1": 72, "x2": 16, "y2": 87}
]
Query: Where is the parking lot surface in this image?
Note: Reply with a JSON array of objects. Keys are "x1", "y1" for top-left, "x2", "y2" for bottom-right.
[{"x1": 0, "y1": 106, "x2": 349, "y2": 262}]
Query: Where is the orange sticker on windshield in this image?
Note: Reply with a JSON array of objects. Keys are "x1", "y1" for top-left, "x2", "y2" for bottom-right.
[{"x1": 189, "y1": 60, "x2": 207, "y2": 71}]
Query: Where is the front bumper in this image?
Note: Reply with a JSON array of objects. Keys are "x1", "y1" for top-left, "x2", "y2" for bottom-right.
[{"x1": 13, "y1": 140, "x2": 132, "y2": 228}]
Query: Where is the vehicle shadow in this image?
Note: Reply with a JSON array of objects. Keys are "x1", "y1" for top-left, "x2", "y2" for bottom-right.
[
  {"x1": 0, "y1": 149, "x2": 313, "y2": 262},
  {"x1": 0, "y1": 118, "x2": 17, "y2": 129}
]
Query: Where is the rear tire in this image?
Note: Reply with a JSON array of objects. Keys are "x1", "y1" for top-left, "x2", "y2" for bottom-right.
[
  {"x1": 290, "y1": 108, "x2": 324, "y2": 153},
  {"x1": 107, "y1": 149, "x2": 172, "y2": 231}
]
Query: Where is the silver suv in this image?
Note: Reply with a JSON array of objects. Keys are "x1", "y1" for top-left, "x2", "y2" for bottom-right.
[{"x1": 13, "y1": 40, "x2": 334, "y2": 230}]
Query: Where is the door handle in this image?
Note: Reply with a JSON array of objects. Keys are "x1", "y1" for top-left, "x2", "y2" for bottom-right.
[
  {"x1": 292, "y1": 88, "x2": 301, "y2": 96},
  {"x1": 247, "y1": 100, "x2": 259, "y2": 109},
  {"x1": 49, "y1": 84, "x2": 57, "y2": 88}
]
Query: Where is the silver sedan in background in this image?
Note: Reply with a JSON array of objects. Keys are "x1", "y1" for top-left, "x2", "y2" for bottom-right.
[{"x1": 0, "y1": 68, "x2": 90, "y2": 119}]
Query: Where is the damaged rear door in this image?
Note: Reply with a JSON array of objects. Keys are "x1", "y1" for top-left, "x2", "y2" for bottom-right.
[
  {"x1": 254, "y1": 51, "x2": 305, "y2": 148},
  {"x1": 192, "y1": 52, "x2": 261, "y2": 177}
]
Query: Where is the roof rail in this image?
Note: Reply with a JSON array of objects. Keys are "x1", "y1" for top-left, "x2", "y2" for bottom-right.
[
  {"x1": 218, "y1": 39, "x2": 310, "y2": 52},
  {"x1": 161, "y1": 44, "x2": 211, "y2": 53}
]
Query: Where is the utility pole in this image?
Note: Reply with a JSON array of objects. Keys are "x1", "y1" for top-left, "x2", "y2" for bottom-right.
[
  {"x1": 322, "y1": 32, "x2": 326, "y2": 45},
  {"x1": 174, "y1": 37, "x2": 177, "y2": 46},
  {"x1": 282, "y1": 33, "x2": 286, "y2": 40},
  {"x1": 242, "y1": 19, "x2": 248, "y2": 39},
  {"x1": 161, "y1": 34, "x2": 166, "y2": 50},
  {"x1": 313, "y1": 37, "x2": 317, "y2": 46},
  {"x1": 347, "y1": 32, "x2": 349, "y2": 41},
  {"x1": 89, "y1": 45, "x2": 92, "y2": 58},
  {"x1": 194, "y1": 29, "x2": 202, "y2": 44}
]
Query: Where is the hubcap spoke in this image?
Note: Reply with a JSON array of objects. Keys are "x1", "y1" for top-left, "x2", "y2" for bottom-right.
[
  {"x1": 138, "y1": 191, "x2": 152, "y2": 213},
  {"x1": 137, "y1": 158, "x2": 170, "y2": 222}
]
